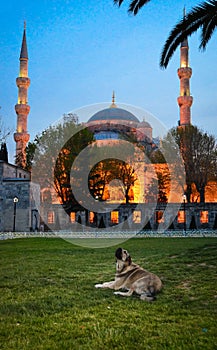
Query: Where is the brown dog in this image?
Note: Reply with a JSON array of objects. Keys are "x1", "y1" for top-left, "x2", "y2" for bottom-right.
[{"x1": 95, "y1": 247, "x2": 162, "y2": 301}]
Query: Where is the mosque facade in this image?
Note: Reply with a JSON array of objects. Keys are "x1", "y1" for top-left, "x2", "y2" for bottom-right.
[{"x1": 0, "y1": 25, "x2": 217, "y2": 233}]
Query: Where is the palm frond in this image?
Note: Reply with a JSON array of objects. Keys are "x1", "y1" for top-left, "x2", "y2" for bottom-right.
[
  {"x1": 113, "y1": 0, "x2": 151, "y2": 14},
  {"x1": 160, "y1": 0, "x2": 217, "y2": 68},
  {"x1": 200, "y1": 12, "x2": 217, "y2": 49},
  {"x1": 160, "y1": 18, "x2": 205, "y2": 68},
  {"x1": 128, "y1": 0, "x2": 151, "y2": 15},
  {"x1": 113, "y1": 0, "x2": 124, "y2": 6}
]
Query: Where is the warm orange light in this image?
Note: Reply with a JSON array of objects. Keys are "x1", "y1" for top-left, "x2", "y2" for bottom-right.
[
  {"x1": 178, "y1": 210, "x2": 185, "y2": 223},
  {"x1": 200, "y1": 211, "x2": 209, "y2": 223},
  {"x1": 180, "y1": 60, "x2": 188, "y2": 68},
  {"x1": 47, "y1": 211, "x2": 55, "y2": 224},
  {"x1": 133, "y1": 211, "x2": 141, "y2": 223},
  {"x1": 111, "y1": 211, "x2": 119, "y2": 224},
  {"x1": 70, "y1": 212, "x2": 76, "y2": 223},
  {"x1": 89, "y1": 212, "x2": 95, "y2": 223},
  {"x1": 156, "y1": 211, "x2": 164, "y2": 223}
]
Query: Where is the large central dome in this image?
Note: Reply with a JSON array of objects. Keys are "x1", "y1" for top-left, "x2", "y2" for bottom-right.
[{"x1": 88, "y1": 107, "x2": 140, "y2": 123}]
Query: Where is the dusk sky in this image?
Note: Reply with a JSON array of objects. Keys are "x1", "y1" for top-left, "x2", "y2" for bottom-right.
[{"x1": 1, "y1": 0, "x2": 217, "y2": 162}]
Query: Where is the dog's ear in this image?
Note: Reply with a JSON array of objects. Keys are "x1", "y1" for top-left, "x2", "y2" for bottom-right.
[
  {"x1": 127, "y1": 255, "x2": 132, "y2": 265},
  {"x1": 115, "y1": 248, "x2": 123, "y2": 260}
]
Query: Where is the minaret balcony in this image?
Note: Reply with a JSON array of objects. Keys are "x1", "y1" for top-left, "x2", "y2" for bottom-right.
[
  {"x1": 14, "y1": 132, "x2": 30, "y2": 143},
  {"x1": 177, "y1": 67, "x2": 192, "y2": 79},
  {"x1": 16, "y1": 77, "x2": 30, "y2": 88},
  {"x1": 177, "y1": 95, "x2": 193, "y2": 108},
  {"x1": 15, "y1": 103, "x2": 30, "y2": 115}
]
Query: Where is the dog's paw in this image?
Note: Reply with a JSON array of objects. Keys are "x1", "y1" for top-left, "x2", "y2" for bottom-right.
[
  {"x1": 114, "y1": 291, "x2": 120, "y2": 295},
  {"x1": 95, "y1": 283, "x2": 103, "y2": 288}
]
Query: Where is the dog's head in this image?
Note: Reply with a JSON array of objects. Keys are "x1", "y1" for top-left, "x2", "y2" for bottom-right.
[{"x1": 115, "y1": 248, "x2": 132, "y2": 271}]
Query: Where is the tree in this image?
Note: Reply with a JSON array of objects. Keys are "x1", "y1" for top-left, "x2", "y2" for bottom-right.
[
  {"x1": 148, "y1": 126, "x2": 217, "y2": 203},
  {"x1": 54, "y1": 127, "x2": 94, "y2": 205},
  {"x1": 149, "y1": 132, "x2": 186, "y2": 204},
  {"x1": 114, "y1": 0, "x2": 151, "y2": 15},
  {"x1": 156, "y1": 170, "x2": 170, "y2": 203},
  {"x1": 88, "y1": 160, "x2": 111, "y2": 201},
  {"x1": 170, "y1": 125, "x2": 217, "y2": 203},
  {"x1": 0, "y1": 143, "x2": 8, "y2": 162},
  {"x1": 160, "y1": 0, "x2": 217, "y2": 68},
  {"x1": 87, "y1": 127, "x2": 142, "y2": 204},
  {"x1": 22, "y1": 141, "x2": 37, "y2": 171},
  {"x1": 88, "y1": 159, "x2": 138, "y2": 203},
  {"x1": 145, "y1": 165, "x2": 170, "y2": 203},
  {"x1": 0, "y1": 114, "x2": 11, "y2": 161},
  {"x1": 28, "y1": 120, "x2": 94, "y2": 206},
  {"x1": 117, "y1": 161, "x2": 138, "y2": 203},
  {"x1": 0, "y1": 113, "x2": 11, "y2": 163}
]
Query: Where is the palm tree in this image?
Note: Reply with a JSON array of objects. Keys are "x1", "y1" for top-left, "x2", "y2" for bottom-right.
[
  {"x1": 113, "y1": 0, "x2": 151, "y2": 15},
  {"x1": 114, "y1": 1, "x2": 217, "y2": 69},
  {"x1": 160, "y1": 0, "x2": 217, "y2": 68}
]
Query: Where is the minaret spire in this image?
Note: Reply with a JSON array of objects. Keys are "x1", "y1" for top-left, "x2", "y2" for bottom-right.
[
  {"x1": 177, "y1": 9, "x2": 193, "y2": 126},
  {"x1": 20, "y1": 21, "x2": 28, "y2": 61},
  {"x1": 14, "y1": 23, "x2": 30, "y2": 168}
]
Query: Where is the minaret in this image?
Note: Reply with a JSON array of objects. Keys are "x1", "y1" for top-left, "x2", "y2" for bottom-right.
[
  {"x1": 14, "y1": 22, "x2": 30, "y2": 168},
  {"x1": 177, "y1": 11, "x2": 193, "y2": 126}
]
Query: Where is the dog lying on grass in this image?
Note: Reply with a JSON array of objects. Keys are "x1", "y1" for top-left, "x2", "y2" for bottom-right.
[{"x1": 95, "y1": 247, "x2": 162, "y2": 301}]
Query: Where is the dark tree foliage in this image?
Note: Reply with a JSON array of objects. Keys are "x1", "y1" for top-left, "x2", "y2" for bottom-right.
[
  {"x1": 88, "y1": 159, "x2": 138, "y2": 204},
  {"x1": 24, "y1": 142, "x2": 38, "y2": 171},
  {"x1": 170, "y1": 125, "x2": 217, "y2": 203},
  {"x1": 88, "y1": 160, "x2": 111, "y2": 201},
  {"x1": 54, "y1": 127, "x2": 94, "y2": 205},
  {"x1": 0, "y1": 115, "x2": 10, "y2": 162},
  {"x1": 0, "y1": 143, "x2": 8, "y2": 162},
  {"x1": 27, "y1": 120, "x2": 94, "y2": 206},
  {"x1": 145, "y1": 167, "x2": 170, "y2": 203}
]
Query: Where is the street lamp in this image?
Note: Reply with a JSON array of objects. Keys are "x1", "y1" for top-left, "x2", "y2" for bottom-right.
[
  {"x1": 183, "y1": 194, "x2": 187, "y2": 235},
  {"x1": 13, "y1": 196, "x2": 19, "y2": 232}
]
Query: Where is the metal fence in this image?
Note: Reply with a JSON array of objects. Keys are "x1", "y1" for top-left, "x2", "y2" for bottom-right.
[{"x1": 1, "y1": 229, "x2": 217, "y2": 240}]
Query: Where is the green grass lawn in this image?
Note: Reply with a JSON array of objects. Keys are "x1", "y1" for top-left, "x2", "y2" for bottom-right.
[{"x1": 0, "y1": 237, "x2": 216, "y2": 350}]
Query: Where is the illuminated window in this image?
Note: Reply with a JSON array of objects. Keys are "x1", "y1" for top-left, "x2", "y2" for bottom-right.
[
  {"x1": 47, "y1": 211, "x2": 55, "y2": 224},
  {"x1": 89, "y1": 212, "x2": 95, "y2": 224},
  {"x1": 178, "y1": 211, "x2": 185, "y2": 223},
  {"x1": 156, "y1": 211, "x2": 164, "y2": 223},
  {"x1": 94, "y1": 131, "x2": 119, "y2": 140},
  {"x1": 200, "y1": 211, "x2": 209, "y2": 224},
  {"x1": 70, "y1": 212, "x2": 76, "y2": 223},
  {"x1": 111, "y1": 211, "x2": 119, "y2": 224},
  {"x1": 133, "y1": 211, "x2": 141, "y2": 223}
]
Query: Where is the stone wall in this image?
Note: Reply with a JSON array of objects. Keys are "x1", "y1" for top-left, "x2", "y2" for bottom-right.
[
  {"x1": 0, "y1": 161, "x2": 30, "y2": 179},
  {"x1": 40, "y1": 202, "x2": 217, "y2": 231},
  {"x1": 0, "y1": 162, "x2": 39, "y2": 232}
]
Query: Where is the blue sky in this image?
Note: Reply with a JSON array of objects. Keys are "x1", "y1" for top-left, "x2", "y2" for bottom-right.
[{"x1": 1, "y1": 0, "x2": 217, "y2": 162}]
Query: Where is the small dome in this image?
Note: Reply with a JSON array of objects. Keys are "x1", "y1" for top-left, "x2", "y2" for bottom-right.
[
  {"x1": 88, "y1": 107, "x2": 140, "y2": 123},
  {"x1": 139, "y1": 120, "x2": 152, "y2": 129}
]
